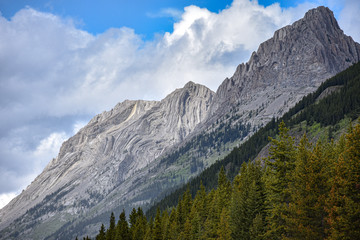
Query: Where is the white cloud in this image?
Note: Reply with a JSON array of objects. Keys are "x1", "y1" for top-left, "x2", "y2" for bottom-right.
[
  {"x1": 338, "y1": 0, "x2": 360, "y2": 42},
  {"x1": 73, "y1": 121, "x2": 88, "y2": 135},
  {"x1": 0, "y1": 0, "x2": 359, "y2": 207},
  {"x1": 33, "y1": 132, "x2": 69, "y2": 166},
  {"x1": 0, "y1": 192, "x2": 18, "y2": 210},
  {"x1": 0, "y1": 131, "x2": 69, "y2": 198}
]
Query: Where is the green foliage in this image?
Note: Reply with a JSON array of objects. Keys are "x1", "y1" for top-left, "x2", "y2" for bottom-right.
[
  {"x1": 92, "y1": 120, "x2": 360, "y2": 240},
  {"x1": 264, "y1": 121, "x2": 296, "y2": 239},
  {"x1": 115, "y1": 210, "x2": 130, "y2": 240},
  {"x1": 95, "y1": 224, "x2": 106, "y2": 240},
  {"x1": 230, "y1": 161, "x2": 266, "y2": 240},
  {"x1": 326, "y1": 122, "x2": 360, "y2": 240},
  {"x1": 106, "y1": 212, "x2": 116, "y2": 240}
]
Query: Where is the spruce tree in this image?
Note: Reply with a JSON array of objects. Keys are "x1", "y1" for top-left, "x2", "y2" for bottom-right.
[
  {"x1": 106, "y1": 212, "x2": 116, "y2": 240},
  {"x1": 217, "y1": 208, "x2": 231, "y2": 240},
  {"x1": 115, "y1": 210, "x2": 130, "y2": 240},
  {"x1": 132, "y1": 208, "x2": 147, "y2": 240},
  {"x1": 249, "y1": 213, "x2": 265, "y2": 240},
  {"x1": 264, "y1": 121, "x2": 296, "y2": 239},
  {"x1": 190, "y1": 183, "x2": 207, "y2": 238},
  {"x1": 286, "y1": 136, "x2": 329, "y2": 239},
  {"x1": 153, "y1": 208, "x2": 163, "y2": 240},
  {"x1": 96, "y1": 224, "x2": 106, "y2": 240},
  {"x1": 161, "y1": 209, "x2": 170, "y2": 240},
  {"x1": 326, "y1": 123, "x2": 360, "y2": 239},
  {"x1": 230, "y1": 161, "x2": 265, "y2": 240},
  {"x1": 168, "y1": 208, "x2": 178, "y2": 240}
]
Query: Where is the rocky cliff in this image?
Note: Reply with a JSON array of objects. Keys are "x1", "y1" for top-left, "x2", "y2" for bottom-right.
[
  {"x1": 0, "y1": 6, "x2": 359, "y2": 240},
  {"x1": 210, "y1": 6, "x2": 359, "y2": 128},
  {"x1": 0, "y1": 82, "x2": 215, "y2": 239}
]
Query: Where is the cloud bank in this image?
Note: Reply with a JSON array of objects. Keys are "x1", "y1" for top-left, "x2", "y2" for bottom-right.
[{"x1": 0, "y1": 0, "x2": 359, "y2": 208}]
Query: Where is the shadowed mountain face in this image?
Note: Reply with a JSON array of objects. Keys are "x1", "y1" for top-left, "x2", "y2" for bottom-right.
[{"x1": 0, "y1": 6, "x2": 359, "y2": 240}]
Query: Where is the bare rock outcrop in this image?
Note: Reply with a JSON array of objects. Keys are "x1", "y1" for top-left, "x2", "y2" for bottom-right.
[{"x1": 211, "y1": 6, "x2": 359, "y2": 128}]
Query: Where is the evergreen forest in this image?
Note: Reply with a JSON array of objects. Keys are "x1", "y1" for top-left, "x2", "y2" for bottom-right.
[{"x1": 84, "y1": 121, "x2": 360, "y2": 240}]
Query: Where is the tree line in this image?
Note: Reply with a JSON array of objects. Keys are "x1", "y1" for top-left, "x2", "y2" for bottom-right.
[{"x1": 83, "y1": 121, "x2": 360, "y2": 240}]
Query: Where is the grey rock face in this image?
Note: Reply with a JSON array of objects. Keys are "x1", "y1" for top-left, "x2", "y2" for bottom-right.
[
  {"x1": 0, "y1": 6, "x2": 359, "y2": 240},
  {"x1": 211, "y1": 6, "x2": 359, "y2": 129},
  {"x1": 0, "y1": 82, "x2": 214, "y2": 239}
]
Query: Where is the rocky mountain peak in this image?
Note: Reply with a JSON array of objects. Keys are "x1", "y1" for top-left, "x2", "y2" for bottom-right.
[
  {"x1": 303, "y1": 6, "x2": 337, "y2": 26},
  {"x1": 212, "y1": 5, "x2": 360, "y2": 118}
]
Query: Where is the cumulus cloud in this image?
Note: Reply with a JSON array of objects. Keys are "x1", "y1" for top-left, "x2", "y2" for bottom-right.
[{"x1": 0, "y1": 0, "x2": 359, "y2": 208}]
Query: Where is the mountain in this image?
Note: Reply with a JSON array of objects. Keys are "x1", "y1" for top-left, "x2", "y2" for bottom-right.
[
  {"x1": 211, "y1": 6, "x2": 359, "y2": 126},
  {"x1": 0, "y1": 6, "x2": 359, "y2": 240},
  {"x1": 142, "y1": 61, "x2": 360, "y2": 239},
  {"x1": 147, "y1": 60, "x2": 360, "y2": 218}
]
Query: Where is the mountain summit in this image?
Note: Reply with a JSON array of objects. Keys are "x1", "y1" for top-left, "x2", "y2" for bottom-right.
[
  {"x1": 212, "y1": 6, "x2": 359, "y2": 119},
  {"x1": 1, "y1": 6, "x2": 359, "y2": 239}
]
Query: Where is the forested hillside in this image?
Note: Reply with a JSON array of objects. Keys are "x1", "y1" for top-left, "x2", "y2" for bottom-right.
[
  {"x1": 91, "y1": 120, "x2": 360, "y2": 240},
  {"x1": 146, "y1": 61, "x2": 360, "y2": 217},
  {"x1": 82, "y1": 62, "x2": 360, "y2": 240}
]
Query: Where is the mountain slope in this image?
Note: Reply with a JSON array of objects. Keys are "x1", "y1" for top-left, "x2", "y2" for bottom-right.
[
  {"x1": 147, "y1": 60, "x2": 360, "y2": 218},
  {"x1": 0, "y1": 82, "x2": 214, "y2": 239},
  {"x1": 0, "y1": 6, "x2": 359, "y2": 240}
]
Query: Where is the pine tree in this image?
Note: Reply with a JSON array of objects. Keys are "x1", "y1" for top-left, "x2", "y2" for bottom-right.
[
  {"x1": 264, "y1": 121, "x2": 296, "y2": 239},
  {"x1": 217, "y1": 166, "x2": 232, "y2": 211},
  {"x1": 132, "y1": 208, "x2": 147, "y2": 240},
  {"x1": 106, "y1": 212, "x2": 116, "y2": 240},
  {"x1": 286, "y1": 136, "x2": 329, "y2": 239},
  {"x1": 153, "y1": 208, "x2": 163, "y2": 240},
  {"x1": 249, "y1": 213, "x2": 265, "y2": 240},
  {"x1": 204, "y1": 189, "x2": 218, "y2": 239},
  {"x1": 96, "y1": 224, "x2": 106, "y2": 240},
  {"x1": 161, "y1": 209, "x2": 170, "y2": 240},
  {"x1": 183, "y1": 218, "x2": 193, "y2": 240},
  {"x1": 326, "y1": 123, "x2": 360, "y2": 239},
  {"x1": 144, "y1": 218, "x2": 153, "y2": 240},
  {"x1": 176, "y1": 189, "x2": 192, "y2": 233},
  {"x1": 190, "y1": 183, "x2": 207, "y2": 238},
  {"x1": 217, "y1": 208, "x2": 231, "y2": 240},
  {"x1": 168, "y1": 208, "x2": 178, "y2": 240},
  {"x1": 115, "y1": 209, "x2": 130, "y2": 240},
  {"x1": 129, "y1": 208, "x2": 138, "y2": 231},
  {"x1": 230, "y1": 161, "x2": 265, "y2": 240}
]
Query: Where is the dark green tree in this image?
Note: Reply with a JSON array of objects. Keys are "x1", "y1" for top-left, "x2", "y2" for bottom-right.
[
  {"x1": 264, "y1": 121, "x2": 296, "y2": 239},
  {"x1": 115, "y1": 209, "x2": 130, "y2": 240},
  {"x1": 230, "y1": 161, "x2": 266, "y2": 240},
  {"x1": 326, "y1": 123, "x2": 360, "y2": 239},
  {"x1": 106, "y1": 212, "x2": 116, "y2": 240},
  {"x1": 153, "y1": 208, "x2": 163, "y2": 240},
  {"x1": 132, "y1": 208, "x2": 147, "y2": 240},
  {"x1": 286, "y1": 136, "x2": 329, "y2": 239},
  {"x1": 96, "y1": 224, "x2": 106, "y2": 240}
]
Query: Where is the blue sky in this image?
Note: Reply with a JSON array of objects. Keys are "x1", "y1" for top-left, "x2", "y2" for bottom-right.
[
  {"x1": 0, "y1": 0, "x2": 234, "y2": 38},
  {"x1": 0, "y1": 0, "x2": 359, "y2": 208},
  {"x1": 0, "y1": 0, "x2": 328, "y2": 38}
]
